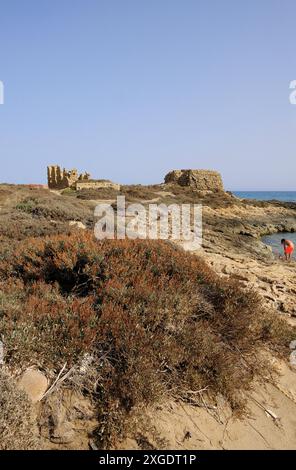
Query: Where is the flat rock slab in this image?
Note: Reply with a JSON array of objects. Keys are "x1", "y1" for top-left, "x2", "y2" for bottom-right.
[{"x1": 18, "y1": 369, "x2": 48, "y2": 403}]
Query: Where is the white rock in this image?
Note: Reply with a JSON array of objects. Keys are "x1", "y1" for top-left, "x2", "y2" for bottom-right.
[
  {"x1": 290, "y1": 350, "x2": 296, "y2": 367},
  {"x1": 69, "y1": 221, "x2": 86, "y2": 230}
]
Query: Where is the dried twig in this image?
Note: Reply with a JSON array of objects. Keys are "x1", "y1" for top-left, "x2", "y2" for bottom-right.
[
  {"x1": 41, "y1": 362, "x2": 71, "y2": 400},
  {"x1": 185, "y1": 386, "x2": 209, "y2": 395},
  {"x1": 248, "y1": 395, "x2": 279, "y2": 423}
]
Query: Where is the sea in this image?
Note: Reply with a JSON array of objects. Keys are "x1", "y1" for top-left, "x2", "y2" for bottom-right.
[
  {"x1": 233, "y1": 191, "x2": 296, "y2": 254},
  {"x1": 262, "y1": 232, "x2": 296, "y2": 255},
  {"x1": 233, "y1": 191, "x2": 296, "y2": 202}
]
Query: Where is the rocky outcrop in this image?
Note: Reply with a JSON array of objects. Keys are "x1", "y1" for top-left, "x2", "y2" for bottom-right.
[
  {"x1": 177, "y1": 195, "x2": 296, "y2": 321},
  {"x1": 38, "y1": 389, "x2": 97, "y2": 449},
  {"x1": 164, "y1": 169, "x2": 224, "y2": 192}
]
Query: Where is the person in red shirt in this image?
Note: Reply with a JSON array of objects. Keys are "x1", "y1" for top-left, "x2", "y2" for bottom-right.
[{"x1": 281, "y1": 238, "x2": 294, "y2": 261}]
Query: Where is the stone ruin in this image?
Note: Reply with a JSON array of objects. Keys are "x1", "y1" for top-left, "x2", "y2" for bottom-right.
[
  {"x1": 47, "y1": 165, "x2": 120, "y2": 191},
  {"x1": 47, "y1": 166, "x2": 89, "y2": 189},
  {"x1": 164, "y1": 169, "x2": 224, "y2": 192},
  {"x1": 47, "y1": 165, "x2": 223, "y2": 193}
]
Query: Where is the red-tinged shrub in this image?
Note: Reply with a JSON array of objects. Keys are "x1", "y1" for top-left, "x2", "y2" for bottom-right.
[{"x1": 0, "y1": 231, "x2": 294, "y2": 447}]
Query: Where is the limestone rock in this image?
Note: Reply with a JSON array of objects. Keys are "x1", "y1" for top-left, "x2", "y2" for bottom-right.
[
  {"x1": 50, "y1": 422, "x2": 75, "y2": 444},
  {"x1": 290, "y1": 350, "x2": 296, "y2": 368},
  {"x1": 164, "y1": 169, "x2": 224, "y2": 192},
  {"x1": 17, "y1": 369, "x2": 48, "y2": 403},
  {"x1": 231, "y1": 272, "x2": 257, "y2": 283},
  {"x1": 39, "y1": 390, "x2": 97, "y2": 449},
  {"x1": 69, "y1": 220, "x2": 86, "y2": 230}
]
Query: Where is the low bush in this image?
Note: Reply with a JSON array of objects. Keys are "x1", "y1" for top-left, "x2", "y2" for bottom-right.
[
  {"x1": 0, "y1": 231, "x2": 294, "y2": 447},
  {"x1": 15, "y1": 193, "x2": 94, "y2": 224},
  {"x1": 75, "y1": 185, "x2": 162, "y2": 202},
  {"x1": 0, "y1": 209, "x2": 71, "y2": 241},
  {"x1": 75, "y1": 187, "x2": 120, "y2": 200}
]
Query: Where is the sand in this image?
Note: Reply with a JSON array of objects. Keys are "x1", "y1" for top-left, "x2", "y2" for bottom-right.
[{"x1": 118, "y1": 358, "x2": 296, "y2": 450}]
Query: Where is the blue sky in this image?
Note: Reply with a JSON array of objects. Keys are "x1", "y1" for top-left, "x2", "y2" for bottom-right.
[{"x1": 0, "y1": 0, "x2": 296, "y2": 190}]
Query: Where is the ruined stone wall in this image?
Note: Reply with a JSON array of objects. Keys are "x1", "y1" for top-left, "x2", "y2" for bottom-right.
[
  {"x1": 47, "y1": 166, "x2": 90, "y2": 190},
  {"x1": 47, "y1": 165, "x2": 120, "y2": 191},
  {"x1": 47, "y1": 166, "x2": 63, "y2": 189},
  {"x1": 75, "y1": 180, "x2": 120, "y2": 191},
  {"x1": 164, "y1": 169, "x2": 224, "y2": 192}
]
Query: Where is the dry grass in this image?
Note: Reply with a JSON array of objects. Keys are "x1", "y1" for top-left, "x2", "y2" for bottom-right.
[
  {"x1": 0, "y1": 185, "x2": 95, "y2": 241},
  {"x1": 0, "y1": 370, "x2": 40, "y2": 450},
  {"x1": 63, "y1": 183, "x2": 242, "y2": 208},
  {"x1": 73, "y1": 184, "x2": 162, "y2": 202},
  {"x1": 15, "y1": 193, "x2": 94, "y2": 223}
]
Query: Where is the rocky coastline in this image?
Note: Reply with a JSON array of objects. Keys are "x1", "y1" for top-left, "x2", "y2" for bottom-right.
[{"x1": 196, "y1": 193, "x2": 296, "y2": 320}]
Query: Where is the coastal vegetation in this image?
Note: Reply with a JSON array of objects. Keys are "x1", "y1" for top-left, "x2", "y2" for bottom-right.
[{"x1": 0, "y1": 184, "x2": 295, "y2": 448}]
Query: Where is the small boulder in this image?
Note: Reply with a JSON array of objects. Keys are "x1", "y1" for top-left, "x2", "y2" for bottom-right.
[
  {"x1": 290, "y1": 350, "x2": 296, "y2": 368},
  {"x1": 17, "y1": 369, "x2": 48, "y2": 403},
  {"x1": 69, "y1": 220, "x2": 86, "y2": 230}
]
